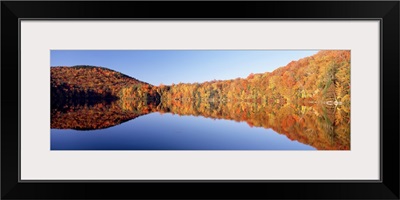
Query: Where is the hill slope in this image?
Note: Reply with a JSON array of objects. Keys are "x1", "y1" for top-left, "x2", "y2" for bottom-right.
[
  {"x1": 51, "y1": 65, "x2": 150, "y2": 100},
  {"x1": 158, "y1": 50, "x2": 350, "y2": 104}
]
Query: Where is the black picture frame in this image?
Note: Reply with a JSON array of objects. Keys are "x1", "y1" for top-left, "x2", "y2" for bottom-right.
[{"x1": 1, "y1": 1, "x2": 399, "y2": 199}]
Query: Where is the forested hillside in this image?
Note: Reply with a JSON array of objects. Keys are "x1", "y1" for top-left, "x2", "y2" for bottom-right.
[
  {"x1": 52, "y1": 50, "x2": 350, "y2": 106},
  {"x1": 51, "y1": 65, "x2": 152, "y2": 101},
  {"x1": 118, "y1": 50, "x2": 350, "y2": 105}
]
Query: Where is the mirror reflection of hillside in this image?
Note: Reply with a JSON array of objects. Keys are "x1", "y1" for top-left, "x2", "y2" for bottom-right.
[
  {"x1": 51, "y1": 99, "x2": 153, "y2": 130},
  {"x1": 51, "y1": 98, "x2": 350, "y2": 150}
]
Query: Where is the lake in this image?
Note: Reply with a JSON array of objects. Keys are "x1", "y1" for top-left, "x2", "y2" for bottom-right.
[{"x1": 51, "y1": 99, "x2": 350, "y2": 150}]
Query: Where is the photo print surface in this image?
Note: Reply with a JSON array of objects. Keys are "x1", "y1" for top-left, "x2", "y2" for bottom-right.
[{"x1": 50, "y1": 50, "x2": 350, "y2": 150}]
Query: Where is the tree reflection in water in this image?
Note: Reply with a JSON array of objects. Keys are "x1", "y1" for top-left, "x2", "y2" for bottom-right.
[{"x1": 51, "y1": 98, "x2": 350, "y2": 150}]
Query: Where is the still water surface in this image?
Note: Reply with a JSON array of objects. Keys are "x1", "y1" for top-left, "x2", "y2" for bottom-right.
[
  {"x1": 52, "y1": 112, "x2": 315, "y2": 150},
  {"x1": 51, "y1": 99, "x2": 350, "y2": 150}
]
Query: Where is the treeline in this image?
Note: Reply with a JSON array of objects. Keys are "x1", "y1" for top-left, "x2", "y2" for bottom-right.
[{"x1": 118, "y1": 50, "x2": 350, "y2": 105}]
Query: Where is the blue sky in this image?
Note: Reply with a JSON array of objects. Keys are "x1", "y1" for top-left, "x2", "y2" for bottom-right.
[{"x1": 51, "y1": 50, "x2": 318, "y2": 86}]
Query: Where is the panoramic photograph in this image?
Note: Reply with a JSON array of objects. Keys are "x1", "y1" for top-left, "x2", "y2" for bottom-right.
[{"x1": 50, "y1": 50, "x2": 350, "y2": 150}]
